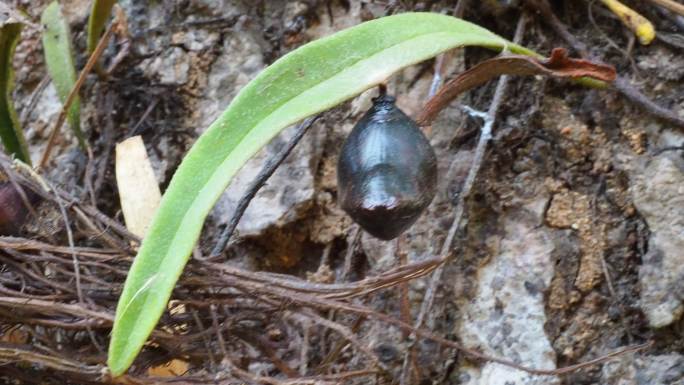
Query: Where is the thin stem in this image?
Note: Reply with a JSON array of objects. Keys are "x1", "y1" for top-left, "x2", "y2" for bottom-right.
[
  {"x1": 208, "y1": 116, "x2": 319, "y2": 259},
  {"x1": 645, "y1": 0, "x2": 684, "y2": 16}
]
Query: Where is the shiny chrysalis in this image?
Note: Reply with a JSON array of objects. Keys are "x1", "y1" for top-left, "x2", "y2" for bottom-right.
[{"x1": 337, "y1": 94, "x2": 437, "y2": 240}]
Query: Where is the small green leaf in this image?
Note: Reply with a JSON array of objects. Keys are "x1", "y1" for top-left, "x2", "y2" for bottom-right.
[
  {"x1": 41, "y1": 1, "x2": 85, "y2": 148},
  {"x1": 86, "y1": 0, "x2": 116, "y2": 55},
  {"x1": 108, "y1": 12, "x2": 536, "y2": 376},
  {"x1": 0, "y1": 21, "x2": 30, "y2": 165}
]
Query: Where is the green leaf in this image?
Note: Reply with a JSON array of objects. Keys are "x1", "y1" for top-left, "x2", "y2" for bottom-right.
[
  {"x1": 108, "y1": 12, "x2": 536, "y2": 376},
  {"x1": 86, "y1": 0, "x2": 116, "y2": 55},
  {"x1": 0, "y1": 21, "x2": 30, "y2": 165},
  {"x1": 41, "y1": 1, "x2": 85, "y2": 148}
]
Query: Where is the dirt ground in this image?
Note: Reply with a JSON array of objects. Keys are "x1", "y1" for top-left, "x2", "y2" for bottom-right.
[{"x1": 1, "y1": 0, "x2": 683, "y2": 384}]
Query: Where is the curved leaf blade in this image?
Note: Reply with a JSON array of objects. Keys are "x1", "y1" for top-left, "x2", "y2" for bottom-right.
[
  {"x1": 41, "y1": 1, "x2": 84, "y2": 148},
  {"x1": 0, "y1": 22, "x2": 30, "y2": 164},
  {"x1": 108, "y1": 12, "x2": 535, "y2": 376},
  {"x1": 87, "y1": 0, "x2": 117, "y2": 55}
]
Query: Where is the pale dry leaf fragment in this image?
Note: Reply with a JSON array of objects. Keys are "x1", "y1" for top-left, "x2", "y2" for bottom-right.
[
  {"x1": 147, "y1": 359, "x2": 189, "y2": 377},
  {"x1": 115, "y1": 136, "x2": 161, "y2": 238}
]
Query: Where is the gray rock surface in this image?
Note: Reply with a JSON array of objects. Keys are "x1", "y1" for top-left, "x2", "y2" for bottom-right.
[
  {"x1": 457, "y1": 203, "x2": 558, "y2": 385},
  {"x1": 602, "y1": 354, "x2": 684, "y2": 385},
  {"x1": 22, "y1": 84, "x2": 64, "y2": 165},
  {"x1": 198, "y1": 9, "x2": 326, "y2": 236},
  {"x1": 141, "y1": 47, "x2": 191, "y2": 85},
  {"x1": 631, "y1": 153, "x2": 684, "y2": 328},
  {"x1": 212, "y1": 123, "x2": 325, "y2": 236}
]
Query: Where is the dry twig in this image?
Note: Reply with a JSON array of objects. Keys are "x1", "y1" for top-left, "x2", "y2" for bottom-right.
[
  {"x1": 209, "y1": 116, "x2": 320, "y2": 259},
  {"x1": 646, "y1": 0, "x2": 684, "y2": 16}
]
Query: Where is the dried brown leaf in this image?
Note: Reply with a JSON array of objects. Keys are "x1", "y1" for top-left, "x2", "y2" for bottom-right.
[{"x1": 417, "y1": 48, "x2": 616, "y2": 126}]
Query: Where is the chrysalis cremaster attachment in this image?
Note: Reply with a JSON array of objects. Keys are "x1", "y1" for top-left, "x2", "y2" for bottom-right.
[{"x1": 337, "y1": 94, "x2": 437, "y2": 240}]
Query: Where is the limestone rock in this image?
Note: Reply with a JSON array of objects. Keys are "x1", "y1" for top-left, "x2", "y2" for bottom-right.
[
  {"x1": 457, "y1": 205, "x2": 558, "y2": 385},
  {"x1": 602, "y1": 354, "x2": 684, "y2": 385},
  {"x1": 631, "y1": 154, "x2": 684, "y2": 328}
]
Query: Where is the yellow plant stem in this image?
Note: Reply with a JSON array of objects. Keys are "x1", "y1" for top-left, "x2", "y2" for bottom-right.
[{"x1": 600, "y1": 0, "x2": 656, "y2": 45}]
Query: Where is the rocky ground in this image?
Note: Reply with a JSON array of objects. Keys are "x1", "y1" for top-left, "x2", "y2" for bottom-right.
[{"x1": 1, "y1": 0, "x2": 683, "y2": 384}]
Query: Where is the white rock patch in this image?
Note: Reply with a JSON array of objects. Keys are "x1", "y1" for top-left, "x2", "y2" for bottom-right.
[{"x1": 458, "y1": 207, "x2": 558, "y2": 385}]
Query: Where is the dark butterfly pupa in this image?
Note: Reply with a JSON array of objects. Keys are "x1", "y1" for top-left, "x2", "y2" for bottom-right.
[{"x1": 337, "y1": 94, "x2": 437, "y2": 240}]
